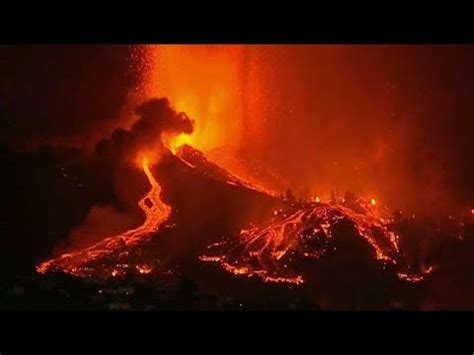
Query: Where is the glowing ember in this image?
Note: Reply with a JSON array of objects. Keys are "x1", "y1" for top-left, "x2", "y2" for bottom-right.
[
  {"x1": 398, "y1": 266, "x2": 434, "y2": 283},
  {"x1": 36, "y1": 157, "x2": 171, "y2": 278},
  {"x1": 136, "y1": 264, "x2": 153, "y2": 274},
  {"x1": 370, "y1": 198, "x2": 376, "y2": 206}
]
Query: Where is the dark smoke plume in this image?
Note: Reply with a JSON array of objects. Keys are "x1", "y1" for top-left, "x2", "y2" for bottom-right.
[{"x1": 95, "y1": 97, "x2": 194, "y2": 162}]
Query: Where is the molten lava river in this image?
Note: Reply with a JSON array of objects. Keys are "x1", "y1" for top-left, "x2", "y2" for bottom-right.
[{"x1": 37, "y1": 157, "x2": 171, "y2": 278}]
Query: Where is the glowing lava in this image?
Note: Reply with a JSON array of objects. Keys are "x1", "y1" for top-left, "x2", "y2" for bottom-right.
[
  {"x1": 200, "y1": 197, "x2": 432, "y2": 285},
  {"x1": 36, "y1": 157, "x2": 171, "y2": 278}
]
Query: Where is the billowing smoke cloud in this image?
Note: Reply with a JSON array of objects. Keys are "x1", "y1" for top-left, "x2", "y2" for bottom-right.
[{"x1": 95, "y1": 97, "x2": 194, "y2": 162}]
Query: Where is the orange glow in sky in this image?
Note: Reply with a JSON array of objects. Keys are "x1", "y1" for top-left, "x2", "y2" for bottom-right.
[{"x1": 141, "y1": 45, "x2": 248, "y2": 152}]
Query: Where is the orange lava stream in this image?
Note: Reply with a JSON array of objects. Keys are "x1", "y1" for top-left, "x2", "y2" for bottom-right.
[
  {"x1": 36, "y1": 157, "x2": 171, "y2": 277},
  {"x1": 200, "y1": 197, "x2": 432, "y2": 285}
]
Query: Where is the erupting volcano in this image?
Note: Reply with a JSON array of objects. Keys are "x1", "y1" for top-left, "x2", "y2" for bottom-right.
[
  {"x1": 4, "y1": 44, "x2": 474, "y2": 310},
  {"x1": 32, "y1": 46, "x2": 456, "y2": 290},
  {"x1": 35, "y1": 118, "x2": 434, "y2": 287}
]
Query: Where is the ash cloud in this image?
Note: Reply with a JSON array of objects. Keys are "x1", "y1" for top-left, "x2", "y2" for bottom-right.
[{"x1": 95, "y1": 97, "x2": 194, "y2": 162}]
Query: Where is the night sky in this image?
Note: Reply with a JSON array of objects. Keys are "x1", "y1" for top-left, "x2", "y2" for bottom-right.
[{"x1": 0, "y1": 45, "x2": 133, "y2": 141}]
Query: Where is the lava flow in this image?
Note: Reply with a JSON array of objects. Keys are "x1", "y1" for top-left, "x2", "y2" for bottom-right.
[
  {"x1": 200, "y1": 196, "x2": 433, "y2": 285},
  {"x1": 36, "y1": 157, "x2": 171, "y2": 278}
]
